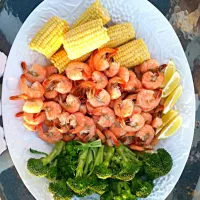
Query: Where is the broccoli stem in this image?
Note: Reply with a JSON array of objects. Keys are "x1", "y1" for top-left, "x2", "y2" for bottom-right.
[
  {"x1": 77, "y1": 139, "x2": 102, "y2": 150},
  {"x1": 42, "y1": 141, "x2": 65, "y2": 165},
  {"x1": 83, "y1": 148, "x2": 93, "y2": 175},
  {"x1": 104, "y1": 147, "x2": 115, "y2": 167},
  {"x1": 76, "y1": 148, "x2": 89, "y2": 177},
  {"x1": 94, "y1": 146, "x2": 104, "y2": 166}
]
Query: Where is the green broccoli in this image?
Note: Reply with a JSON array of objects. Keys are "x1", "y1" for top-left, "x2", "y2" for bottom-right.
[
  {"x1": 67, "y1": 148, "x2": 89, "y2": 194},
  {"x1": 49, "y1": 181, "x2": 73, "y2": 200},
  {"x1": 95, "y1": 146, "x2": 115, "y2": 179},
  {"x1": 130, "y1": 177, "x2": 154, "y2": 198},
  {"x1": 67, "y1": 141, "x2": 103, "y2": 194},
  {"x1": 46, "y1": 160, "x2": 58, "y2": 181},
  {"x1": 142, "y1": 148, "x2": 173, "y2": 180},
  {"x1": 88, "y1": 175, "x2": 108, "y2": 195},
  {"x1": 27, "y1": 141, "x2": 65, "y2": 177},
  {"x1": 113, "y1": 144, "x2": 141, "y2": 181},
  {"x1": 102, "y1": 180, "x2": 137, "y2": 200}
]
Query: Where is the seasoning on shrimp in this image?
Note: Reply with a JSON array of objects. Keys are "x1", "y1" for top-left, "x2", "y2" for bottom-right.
[
  {"x1": 59, "y1": 94, "x2": 81, "y2": 114},
  {"x1": 21, "y1": 62, "x2": 46, "y2": 83},
  {"x1": 93, "y1": 106, "x2": 116, "y2": 128},
  {"x1": 20, "y1": 74, "x2": 45, "y2": 98}
]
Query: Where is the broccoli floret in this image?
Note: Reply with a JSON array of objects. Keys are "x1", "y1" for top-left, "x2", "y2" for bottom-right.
[
  {"x1": 101, "y1": 191, "x2": 114, "y2": 200},
  {"x1": 105, "y1": 180, "x2": 137, "y2": 200},
  {"x1": 113, "y1": 144, "x2": 141, "y2": 181},
  {"x1": 88, "y1": 175, "x2": 108, "y2": 195},
  {"x1": 142, "y1": 148, "x2": 173, "y2": 180},
  {"x1": 67, "y1": 148, "x2": 89, "y2": 194},
  {"x1": 27, "y1": 158, "x2": 48, "y2": 177},
  {"x1": 49, "y1": 181, "x2": 73, "y2": 200},
  {"x1": 27, "y1": 141, "x2": 65, "y2": 177},
  {"x1": 130, "y1": 177, "x2": 154, "y2": 198},
  {"x1": 76, "y1": 189, "x2": 94, "y2": 197},
  {"x1": 95, "y1": 146, "x2": 115, "y2": 179},
  {"x1": 46, "y1": 160, "x2": 58, "y2": 181}
]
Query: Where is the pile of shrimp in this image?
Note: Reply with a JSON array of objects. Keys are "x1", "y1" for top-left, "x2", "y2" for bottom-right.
[{"x1": 10, "y1": 48, "x2": 166, "y2": 151}]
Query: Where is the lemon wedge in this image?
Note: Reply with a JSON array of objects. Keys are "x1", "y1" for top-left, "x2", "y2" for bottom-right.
[
  {"x1": 162, "y1": 71, "x2": 180, "y2": 98},
  {"x1": 163, "y1": 85, "x2": 182, "y2": 114},
  {"x1": 156, "y1": 109, "x2": 178, "y2": 133},
  {"x1": 158, "y1": 115, "x2": 182, "y2": 139},
  {"x1": 161, "y1": 60, "x2": 176, "y2": 88}
]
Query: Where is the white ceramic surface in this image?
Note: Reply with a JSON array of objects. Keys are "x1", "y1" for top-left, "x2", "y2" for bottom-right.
[{"x1": 2, "y1": 0, "x2": 196, "y2": 199}]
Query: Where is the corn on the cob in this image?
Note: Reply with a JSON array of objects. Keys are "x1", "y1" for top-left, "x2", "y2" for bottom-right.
[
  {"x1": 102, "y1": 23, "x2": 135, "y2": 48},
  {"x1": 29, "y1": 16, "x2": 70, "y2": 58},
  {"x1": 50, "y1": 49, "x2": 91, "y2": 73},
  {"x1": 63, "y1": 19, "x2": 109, "y2": 60},
  {"x1": 113, "y1": 39, "x2": 150, "y2": 68},
  {"x1": 72, "y1": 0, "x2": 110, "y2": 28}
]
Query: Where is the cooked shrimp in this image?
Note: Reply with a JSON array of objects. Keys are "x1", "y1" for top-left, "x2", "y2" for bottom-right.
[
  {"x1": 93, "y1": 107, "x2": 116, "y2": 128},
  {"x1": 117, "y1": 67, "x2": 130, "y2": 83},
  {"x1": 67, "y1": 112, "x2": 86, "y2": 134},
  {"x1": 139, "y1": 59, "x2": 159, "y2": 73},
  {"x1": 132, "y1": 105, "x2": 142, "y2": 115},
  {"x1": 129, "y1": 145, "x2": 145, "y2": 151},
  {"x1": 137, "y1": 89, "x2": 162, "y2": 112},
  {"x1": 43, "y1": 101, "x2": 62, "y2": 120},
  {"x1": 54, "y1": 112, "x2": 70, "y2": 133},
  {"x1": 96, "y1": 129, "x2": 106, "y2": 143},
  {"x1": 92, "y1": 71, "x2": 108, "y2": 89},
  {"x1": 93, "y1": 48, "x2": 118, "y2": 71},
  {"x1": 37, "y1": 124, "x2": 63, "y2": 144},
  {"x1": 104, "y1": 62, "x2": 120, "y2": 77},
  {"x1": 63, "y1": 133, "x2": 75, "y2": 142},
  {"x1": 120, "y1": 136, "x2": 134, "y2": 146},
  {"x1": 79, "y1": 116, "x2": 96, "y2": 142},
  {"x1": 152, "y1": 117, "x2": 163, "y2": 129},
  {"x1": 65, "y1": 61, "x2": 91, "y2": 81},
  {"x1": 16, "y1": 111, "x2": 46, "y2": 125},
  {"x1": 124, "y1": 71, "x2": 142, "y2": 92},
  {"x1": 121, "y1": 114, "x2": 145, "y2": 132},
  {"x1": 88, "y1": 50, "x2": 97, "y2": 72},
  {"x1": 20, "y1": 75, "x2": 44, "y2": 98},
  {"x1": 113, "y1": 98, "x2": 134, "y2": 118},
  {"x1": 22, "y1": 98, "x2": 43, "y2": 113},
  {"x1": 43, "y1": 74, "x2": 72, "y2": 94},
  {"x1": 104, "y1": 129, "x2": 120, "y2": 146},
  {"x1": 142, "y1": 71, "x2": 164, "y2": 90},
  {"x1": 87, "y1": 89, "x2": 111, "y2": 107},
  {"x1": 110, "y1": 121, "x2": 126, "y2": 138},
  {"x1": 141, "y1": 112, "x2": 153, "y2": 125},
  {"x1": 23, "y1": 121, "x2": 37, "y2": 132},
  {"x1": 136, "y1": 124, "x2": 155, "y2": 145},
  {"x1": 126, "y1": 94, "x2": 138, "y2": 101},
  {"x1": 125, "y1": 132, "x2": 137, "y2": 137},
  {"x1": 44, "y1": 65, "x2": 58, "y2": 78},
  {"x1": 79, "y1": 104, "x2": 87, "y2": 115},
  {"x1": 107, "y1": 77, "x2": 125, "y2": 100},
  {"x1": 86, "y1": 102, "x2": 95, "y2": 115},
  {"x1": 9, "y1": 93, "x2": 30, "y2": 100},
  {"x1": 59, "y1": 94, "x2": 81, "y2": 113},
  {"x1": 21, "y1": 62, "x2": 46, "y2": 83},
  {"x1": 44, "y1": 90, "x2": 58, "y2": 99}
]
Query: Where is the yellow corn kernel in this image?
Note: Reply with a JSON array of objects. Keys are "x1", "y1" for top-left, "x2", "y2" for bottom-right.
[
  {"x1": 63, "y1": 19, "x2": 109, "y2": 60},
  {"x1": 113, "y1": 39, "x2": 150, "y2": 68},
  {"x1": 72, "y1": 0, "x2": 110, "y2": 28},
  {"x1": 29, "y1": 16, "x2": 69, "y2": 58},
  {"x1": 50, "y1": 49, "x2": 91, "y2": 73},
  {"x1": 102, "y1": 23, "x2": 135, "y2": 48}
]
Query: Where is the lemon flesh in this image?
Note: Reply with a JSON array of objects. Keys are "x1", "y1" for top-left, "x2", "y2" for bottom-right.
[
  {"x1": 161, "y1": 60, "x2": 176, "y2": 88},
  {"x1": 158, "y1": 115, "x2": 182, "y2": 139},
  {"x1": 156, "y1": 109, "x2": 178, "y2": 134},
  {"x1": 163, "y1": 85, "x2": 183, "y2": 114},
  {"x1": 162, "y1": 71, "x2": 180, "y2": 98}
]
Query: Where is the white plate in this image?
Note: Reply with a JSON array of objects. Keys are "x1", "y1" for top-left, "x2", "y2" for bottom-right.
[{"x1": 2, "y1": 0, "x2": 196, "y2": 199}]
